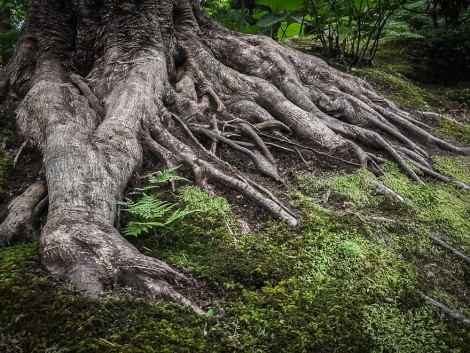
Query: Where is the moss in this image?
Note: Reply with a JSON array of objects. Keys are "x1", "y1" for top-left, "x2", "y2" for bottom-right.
[
  {"x1": 433, "y1": 156, "x2": 470, "y2": 184},
  {"x1": 436, "y1": 118, "x2": 470, "y2": 144},
  {"x1": 2, "y1": 164, "x2": 470, "y2": 352},
  {"x1": 0, "y1": 244, "x2": 206, "y2": 353},
  {"x1": 295, "y1": 168, "x2": 376, "y2": 207},
  {"x1": 356, "y1": 68, "x2": 428, "y2": 109},
  {"x1": 363, "y1": 304, "x2": 444, "y2": 353}
]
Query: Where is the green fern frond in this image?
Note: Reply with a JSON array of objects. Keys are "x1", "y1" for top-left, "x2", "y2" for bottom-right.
[
  {"x1": 119, "y1": 166, "x2": 198, "y2": 237},
  {"x1": 148, "y1": 166, "x2": 189, "y2": 185}
]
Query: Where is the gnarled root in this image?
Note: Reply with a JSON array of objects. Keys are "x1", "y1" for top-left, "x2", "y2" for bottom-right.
[
  {"x1": 0, "y1": 179, "x2": 47, "y2": 245},
  {"x1": 41, "y1": 217, "x2": 202, "y2": 312},
  {"x1": 1, "y1": 0, "x2": 469, "y2": 312}
]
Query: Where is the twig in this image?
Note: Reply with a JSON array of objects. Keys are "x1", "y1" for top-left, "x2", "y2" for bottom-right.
[
  {"x1": 428, "y1": 233, "x2": 470, "y2": 266},
  {"x1": 13, "y1": 140, "x2": 28, "y2": 166},
  {"x1": 210, "y1": 114, "x2": 219, "y2": 155},
  {"x1": 421, "y1": 293, "x2": 470, "y2": 325},
  {"x1": 239, "y1": 122, "x2": 275, "y2": 163},
  {"x1": 322, "y1": 189, "x2": 331, "y2": 206},
  {"x1": 295, "y1": 147, "x2": 308, "y2": 165},
  {"x1": 265, "y1": 142, "x2": 294, "y2": 153},
  {"x1": 259, "y1": 132, "x2": 364, "y2": 169}
]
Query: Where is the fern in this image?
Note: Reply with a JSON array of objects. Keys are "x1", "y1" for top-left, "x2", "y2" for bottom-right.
[
  {"x1": 120, "y1": 167, "x2": 197, "y2": 237},
  {"x1": 133, "y1": 166, "x2": 189, "y2": 193}
]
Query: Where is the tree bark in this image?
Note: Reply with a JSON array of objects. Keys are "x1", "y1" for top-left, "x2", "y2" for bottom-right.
[{"x1": 0, "y1": 0, "x2": 468, "y2": 309}]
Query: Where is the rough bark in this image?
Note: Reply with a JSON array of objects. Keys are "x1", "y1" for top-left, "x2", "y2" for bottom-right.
[{"x1": 0, "y1": 0, "x2": 468, "y2": 309}]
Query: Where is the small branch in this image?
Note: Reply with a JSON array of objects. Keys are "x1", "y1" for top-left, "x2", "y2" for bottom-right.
[
  {"x1": 295, "y1": 147, "x2": 308, "y2": 165},
  {"x1": 421, "y1": 293, "x2": 470, "y2": 325},
  {"x1": 428, "y1": 233, "x2": 470, "y2": 266},
  {"x1": 265, "y1": 142, "x2": 294, "y2": 153},
  {"x1": 13, "y1": 140, "x2": 28, "y2": 167},
  {"x1": 239, "y1": 122, "x2": 275, "y2": 163},
  {"x1": 322, "y1": 189, "x2": 331, "y2": 206},
  {"x1": 210, "y1": 114, "x2": 219, "y2": 155},
  {"x1": 190, "y1": 124, "x2": 281, "y2": 181},
  {"x1": 260, "y1": 132, "x2": 364, "y2": 169}
]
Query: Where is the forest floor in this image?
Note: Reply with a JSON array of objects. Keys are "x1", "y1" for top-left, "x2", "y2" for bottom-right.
[{"x1": 0, "y1": 40, "x2": 469, "y2": 353}]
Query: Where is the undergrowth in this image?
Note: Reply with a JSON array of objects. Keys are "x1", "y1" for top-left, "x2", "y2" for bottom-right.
[
  {"x1": 119, "y1": 168, "x2": 195, "y2": 236},
  {"x1": 2, "y1": 157, "x2": 470, "y2": 352}
]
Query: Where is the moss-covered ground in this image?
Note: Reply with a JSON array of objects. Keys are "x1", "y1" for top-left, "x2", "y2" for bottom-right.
[{"x1": 1, "y1": 43, "x2": 470, "y2": 352}]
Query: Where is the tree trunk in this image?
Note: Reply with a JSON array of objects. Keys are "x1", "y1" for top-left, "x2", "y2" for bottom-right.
[{"x1": 0, "y1": 0, "x2": 468, "y2": 310}]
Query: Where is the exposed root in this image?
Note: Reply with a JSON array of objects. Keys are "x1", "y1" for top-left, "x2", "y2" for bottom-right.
[
  {"x1": 404, "y1": 158, "x2": 470, "y2": 192},
  {"x1": 13, "y1": 140, "x2": 29, "y2": 167},
  {"x1": 428, "y1": 233, "x2": 470, "y2": 266},
  {"x1": 40, "y1": 219, "x2": 203, "y2": 312},
  {"x1": 1, "y1": 0, "x2": 469, "y2": 312},
  {"x1": 369, "y1": 179, "x2": 405, "y2": 203},
  {"x1": 421, "y1": 293, "x2": 470, "y2": 325},
  {"x1": 0, "y1": 179, "x2": 47, "y2": 245}
]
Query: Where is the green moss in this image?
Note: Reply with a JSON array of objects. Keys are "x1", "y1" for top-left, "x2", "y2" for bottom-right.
[
  {"x1": 433, "y1": 156, "x2": 470, "y2": 184},
  {"x1": 356, "y1": 68, "x2": 428, "y2": 109},
  {"x1": 178, "y1": 186, "x2": 232, "y2": 217},
  {"x1": 294, "y1": 168, "x2": 376, "y2": 207},
  {"x1": 2, "y1": 162, "x2": 470, "y2": 352},
  {"x1": 437, "y1": 118, "x2": 470, "y2": 144},
  {"x1": 0, "y1": 245, "x2": 206, "y2": 353},
  {"x1": 363, "y1": 304, "x2": 444, "y2": 353}
]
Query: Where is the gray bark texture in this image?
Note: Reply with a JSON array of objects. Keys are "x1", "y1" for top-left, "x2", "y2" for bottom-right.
[{"x1": 0, "y1": 0, "x2": 468, "y2": 310}]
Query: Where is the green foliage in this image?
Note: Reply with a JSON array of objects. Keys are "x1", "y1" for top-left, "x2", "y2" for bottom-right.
[
  {"x1": 254, "y1": 0, "x2": 307, "y2": 39},
  {"x1": 178, "y1": 186, "x2": 231, "y2": 217},
  {"x1": 119, "y1": 168, "x2": 195, "y2": 237},
  {"x1": 255, "y1": 0, "x2": 305, "y2": 13},
  {"x1": 363, "y1": 304, "x2": 443, "y2": 353},
  {"x1": 0, "y1": 0, "x2": 31, "y2": 66},
  {"x1": 307, "y1": 0, "x2": 406, "y2": 65},
  {"x1": 379, "y1": 0, "x2": 470, "y2": 84},
  {"x1": 409, "y1": 23, "x2": 470, "y2": 84},
  {"x1": 203, "y1": 0, "x2": 242, "y2": 31},
  {"x1": 0, "y1": 0, "x2": 30, "y2": 29}
]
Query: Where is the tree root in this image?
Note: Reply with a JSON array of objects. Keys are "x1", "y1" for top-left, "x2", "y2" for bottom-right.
[
  {"x1": 428, "y1": 233, "x2": 470, "y2": 266},
  {"x1": 0, "y1": 179, "x2": 47, "y2": 245},
  {"x1": 40, "y1": 219, "x2": 203, "y2": 313},
  {"x1": 421, "y1": 293, "x2": 470, "y2": 325},
  {"x1": 0, "y1": 0, "x2": 469, "y2": 312}
]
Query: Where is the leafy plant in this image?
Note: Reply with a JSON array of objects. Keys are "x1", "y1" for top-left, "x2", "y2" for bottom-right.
[
  {"x1": 119, "y1": 167, "x2": 196, "y2": 237},
  {"x1": 255, "y1": 0, "x2": 307, "y2": 39},
  {"x1": 307, "y1": 0, "x2": 406, "y2": 65}
]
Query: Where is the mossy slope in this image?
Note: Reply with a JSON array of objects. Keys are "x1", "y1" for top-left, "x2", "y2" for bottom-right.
[{"x1": 2, "y1": 158, "x2": 470, "y2": 352}]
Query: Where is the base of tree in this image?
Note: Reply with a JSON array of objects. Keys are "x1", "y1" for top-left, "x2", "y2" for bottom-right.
[{"x1": 0, "y1": 0, "x2": 468, "y2": 311}]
